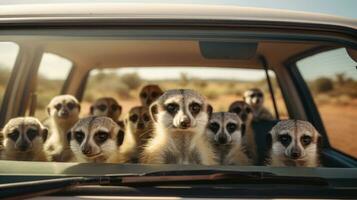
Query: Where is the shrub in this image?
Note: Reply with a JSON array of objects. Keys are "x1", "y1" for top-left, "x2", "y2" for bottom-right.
[
  {"x1": 313, "y1": 77, "x2": 334, "y2": 93},
  {"x1": 120, "y1": 73, "x2": 142, "y2": 90}
]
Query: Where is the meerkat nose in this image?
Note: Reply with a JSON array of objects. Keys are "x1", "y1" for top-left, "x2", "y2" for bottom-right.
[
  {"x1": 290, "y1": 148, "x2": 301, "y2": 159},
  {"x1": 179, "y1": 117, "x2": 191, "y2": 129}
]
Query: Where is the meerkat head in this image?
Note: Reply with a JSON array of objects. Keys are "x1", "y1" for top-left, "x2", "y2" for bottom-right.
[
  {"x1": 228, "y1": 100, "x2": 254, "y2": 124},
  {"x1": 47, "y1": 95, "x2": 80, "y2": 123},
  {"x1": 1, "y1": 117, "x2": 48, "y2": 154},
  {"x1": 139, "y1": 84, "x2": 164, "y2": 107},
  {"x1": 90, "y1": 97, "x2": 122, "y2": 121},
  {"x1": 68, "y1": 116, "x2": 125, "y2": 163},
  {"x1": 125, "y1": 106, "x2": 153, "y2": 144},
  {"x1": 150, "y1": 89, "x2": 212, "y2": 134},
  {"x1": 269, "y1": 120, "x2": 320, "y2": 162},
  {"x1": 206, "y1": 112, "x2": 243, "y2": 145},
  {"x1": 243, "y1": 88, "x2": 264, "y2": 109}
]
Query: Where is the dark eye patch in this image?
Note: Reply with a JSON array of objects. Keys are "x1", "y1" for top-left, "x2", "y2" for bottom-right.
[
  {"x1": 74, "y1": 131, "x2": 85, "y2": 144},
  {"x1": 166, "y1": 103, "x2": 179, "y2": 115},
  {"x1": 27, "y1": 128, "x2": 38, "y2": 140},
  {"x1": 226, "y1": 123, "x2": 237, "y2": 134},
  {"x1": 143, "y1": 114, "x2": 150, "y2": 122},
  {"x1": 245, "y1": 107, "x2": 252, "y2": 113},
  {"x1": 278, "y1": 134, "x2": 292, "y2": 147},
  {"x1": 209, "y1": 122, "x2": 220, "y2": 133},
  {"x1": 111, "y1": 104, "x2": 119, "y2": 112},
  {"x1": 94, "y1": 131, "x2": 109, "y2": 144},
  {"x1": 97, "y1": 104, "x2": 107, "y2": 112},
  {"x1": 129, "y1": 114, "x2": 138, "y2": 123},
  {"x1": 233, "y1": 107, "x2": 241, "y2": 114},
  {"x1": 140, "y1": 92, "x2": 147, "y2": 98},
  {"x1": 54, "y1": 104, "x2": 62, "y2": 110},
  {"x1": 67, "y1": 102, "x2": 75, "y2": 110},
  {"x1": 189, "y1": 102, "x2": 201, "y2": 116},
  {"x1": 151, "y1": 92, "x2": 158, "y2": 98},
  {"x1": 301, "y1": 135, "x2": 312, "y2": 146},
  {"x1": 7, "y1": 130, "x2": 19, "y2": 141}
]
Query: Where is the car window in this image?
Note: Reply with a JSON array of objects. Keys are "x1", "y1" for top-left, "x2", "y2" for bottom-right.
[
  {"x1": 83, "y1": 67, "x2": 288, "y2": 120},
  {"x1": 296, "y1": 48, "x2": 357, "y2": 158},
  {"x1": 0, "y1": 42, "x2": 19, "y2": 109},
  {"x1": 34, "y1": 53, "x2": 72, "y2": 120}
]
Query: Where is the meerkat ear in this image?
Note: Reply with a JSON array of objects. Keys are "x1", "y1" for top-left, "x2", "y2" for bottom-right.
[
  {"x1": 77, "y1": 103, "x2": 81, "y2": 113},
  {"x1": 42, "y1": 128, "x2": 48, "y2": 142},
  {"x1": 149, "y1": 102, "x2": 159, "y2": 123},
  {"x1": 66, "y1": 131, "x2": 72, "y2": 143},
  {"x1": 117, "y1": 129, "x2": 125, "y2": 146},
  {"x1": 46, "y1": 106, "x2": 51, "y2": 116},
  {"x1": 90, "y1": 105, "x2": 94, "y2": 115},
  {"x1": 207, "y1": 104, "x2": 213, "y2": 119}
]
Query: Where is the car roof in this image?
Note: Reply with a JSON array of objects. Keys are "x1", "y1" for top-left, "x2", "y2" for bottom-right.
[{"x1": 0, "y1": 2, "x2": 356, "y2": 29}]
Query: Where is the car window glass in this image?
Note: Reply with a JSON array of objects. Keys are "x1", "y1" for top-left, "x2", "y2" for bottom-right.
[
  {"x1": 0, "y1": 42, "x2": 19, "y2": 109},
  {"x1": 297, "y1": 48, "x2": 357, "y2": 158},
  {"x1": 35, "y1": 53, "x2": 73, "y2": 120}
]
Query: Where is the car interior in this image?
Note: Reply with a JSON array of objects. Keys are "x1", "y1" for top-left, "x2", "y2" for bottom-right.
[{"x1": 0, "y1": 27, "x2": 357, "y2": 198}]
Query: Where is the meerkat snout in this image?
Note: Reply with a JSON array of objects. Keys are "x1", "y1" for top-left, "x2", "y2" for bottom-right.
[
  {"x1": 139, "y1": 84, "x2": 164, "y2": 107},
  {"x1": 267, "y1": 120, "x2": 321, "y2": 167}
]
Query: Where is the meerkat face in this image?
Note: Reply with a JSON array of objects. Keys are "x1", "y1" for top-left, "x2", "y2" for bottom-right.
[
  {"x1": 150, "y1": 89, "x2": 212, "y2": 133},
  {"x1": 228, "y1": 101, "x2": 253, "y2": 123},
  {"x1": 2, "y1": 117, "x2": 47, "y2": 153},
  {"x1": 68, "y1": 116, "x2": 125, "y2": 162},
  {"x1": 243, "y1": 88, "x2": 264, "y2": 108},
  {"x1": 207, "y1": 112, "x2": 242, "y2": 145},
  {"x1": 139, "y1": 84, "x2": 164, "y2": 107},
  {"x1": 269, "y1": 120, "x2": 320, "y2": 161},
  {"x1": 126, "y1": 106, "x2": 152, "y2": 131},
  {"x1": 47, "y1": 95, "x2": 80, "y2": 122},
  {"x1": 90, "y1": 97, "x2": 122, "y2": 121}
]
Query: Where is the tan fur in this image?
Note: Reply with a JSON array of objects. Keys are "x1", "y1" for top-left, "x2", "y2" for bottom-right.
[
  {"x1": 140, "y1": 89, "x2": 217, "y2": 165},
  {"x1": 139, "y1": 84, "x2": 164, "y2": 107},
  {"x1": 69, "y1": 116, "x2": 125, "y2": 163},
  {"x1": 267, "y1": 120, "x2": 320, "y2": 167},
  {"x1": 206, "y1": 112, "x2": 251, "y2": 165},
  {"x1": 1, "y1": 117, "x2": 47, "y2": 161},
  {"x1": 120, "y1": 106, "x2": 153, "y2": 162},
  {"x1": 43, "y1": 95, "x2": 80, "y2": 162},
  {"x1": 90, "y1": 97, "x2": 122, "y2": 122},
  {"x1": 228, "y1": 101, "x2": 257, "y2": 163},
  {"x1": 243, "y1": 88, "x2": 274, "y2": 121}
]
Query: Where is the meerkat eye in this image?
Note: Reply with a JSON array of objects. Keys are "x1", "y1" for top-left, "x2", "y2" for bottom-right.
[
  {"x1": 8, "y1": 130, "x2": 19, "y2": 141},
  {"x1": 67, "y1": 102, "x2": 75, "y2": 110},
  {"x1": 111, "y1": 104, "x2": 119, "y2": 112},
  {"x1": 54, "y1": 104, "x2": 62, "y2": 110},
  {"x1": 74, "y1": 131, "x2": 85, "y2": 143},
  {"x1": 233, "y1": 107, "x2": 241, "y2": 114},
  {"x1": 27, "y1": 128, "x2": 38, "y2": 140},
  {"x1": 143, "y1": 114, "x2": 150, "y2": 122},
  {"x1": 301, "y1": 135, "x2": 312, "y2": 146},
  {"x1": 278, "y1": 134, "x2": 292, "y2": 146},
  {"x1": 95, "y1": 131, "x2": 109, "y2": 144},
  {"x1": 226, "y1": 123, "x2": 237, "y2": 133},
  {"x1": 129, "y1": 114, "x2": 138, "y2": 123},
  {"x1": 166, "y1": 103, "x2": 179, "y2": 114},
  {"x1": 189, "y1": 102, "x2": 201, "y2": 115},
  {"x1": 151, "y1": 92, "x2": 158, "y2": 98},
  {"x1": 209, "y1": 122, "x2": 220, "y2": 133},
  {"x1": 97, "y1": 104, "x2": 107, "y2": 112},
  {"x1": 140, "y1": 92, "x2": 147, "y2": 98},
  {"x1": 257, "y1": 93, "x2": 263, "y2": 98}
]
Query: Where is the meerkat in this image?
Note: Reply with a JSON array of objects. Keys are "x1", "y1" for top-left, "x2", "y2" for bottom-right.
[
  {"x1": 228, "y1": 100, "x2": 257, "y2": 163},
  {"x1": 206, "y1": 112, "x2": 251, "y2": 165},
  {"x1": 1, "y1": 117, "x2": 48, "y2": 161},
  {"x1": 120, "y1": 106, "x2": 153, "y2": 162},
  {"x1": 44, "y1": 95, "x2": 80, "y2": 162},
  {"x1": 267, "y1": 120, "x2": 321, "y2": 167},
  {"x1": 68, "y1": 116, "x2": 125, "y2": 163},
  {"x1": 139, "y1": 84, "x2": 164, "y2": 107},
  {"x1": 90, "y1": 97, "x2": 122, "y2": 122},
  {"x1": 140, "y1": 89, "x2": 217, "y2": 165},
  {"x1": 243, "y1": 88, "x2": 274, "y2": 121}
]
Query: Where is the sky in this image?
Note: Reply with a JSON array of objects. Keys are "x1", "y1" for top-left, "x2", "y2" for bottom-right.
[{"x1": 0, "y1": 1, "x2": 356, "y2": 81}]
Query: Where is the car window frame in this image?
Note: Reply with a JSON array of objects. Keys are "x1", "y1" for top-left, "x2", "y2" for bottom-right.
[{"x1": 286, "y1": 46, "x2": 357, "y2": 167}]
